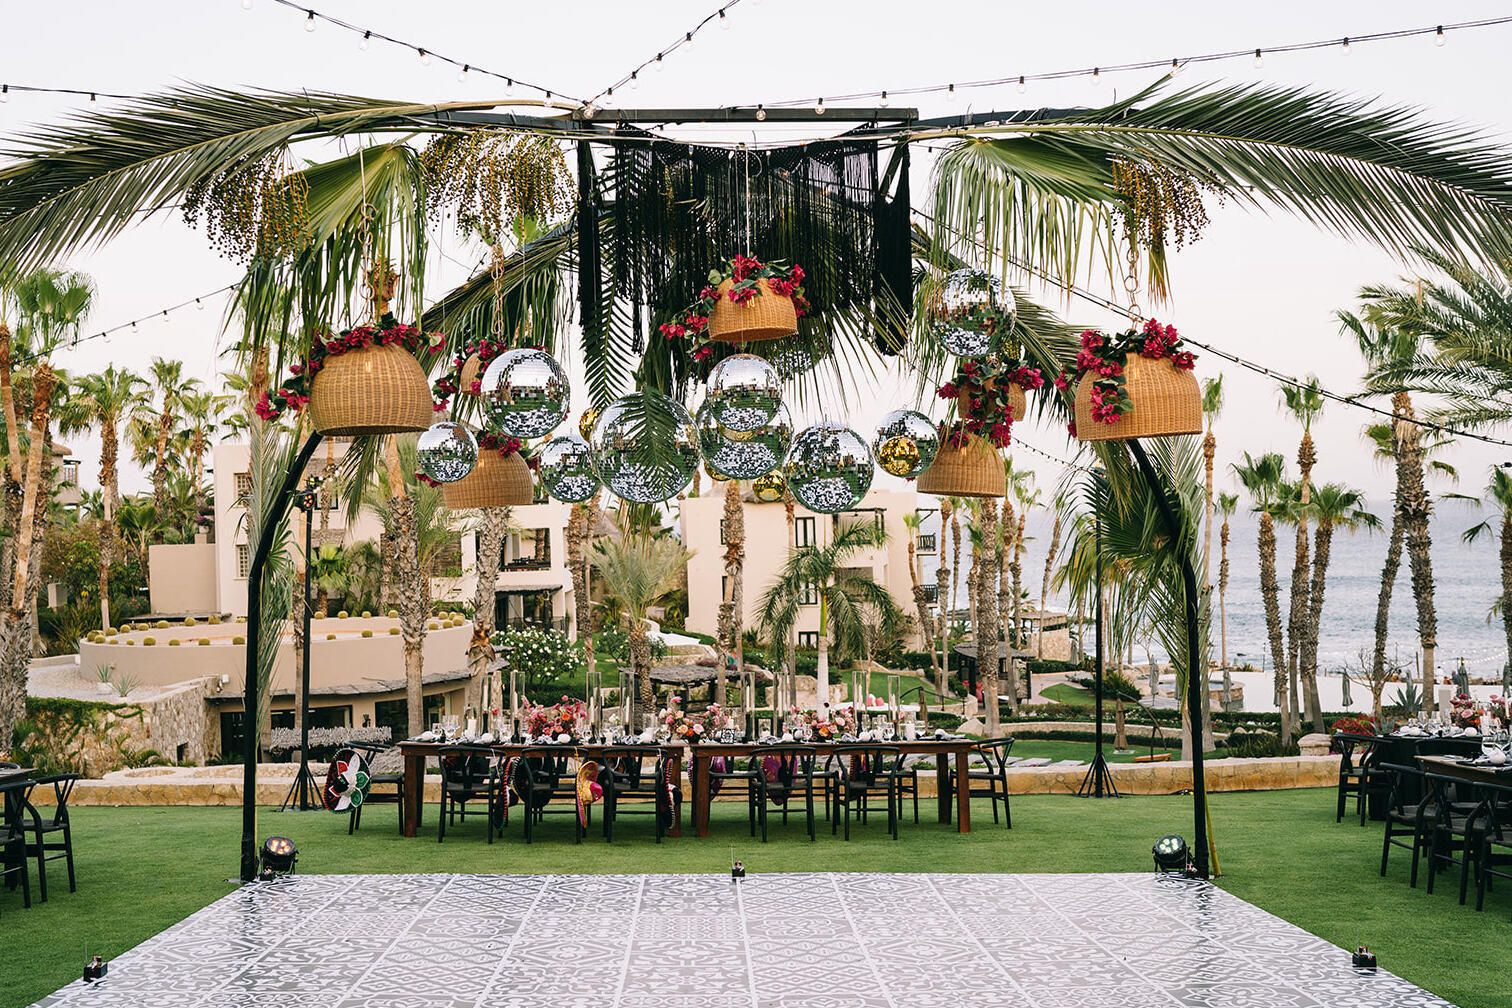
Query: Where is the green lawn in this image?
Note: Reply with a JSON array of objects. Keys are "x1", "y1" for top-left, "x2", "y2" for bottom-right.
[
  {"x1": 1038, "y1": 682, "x2": 1096, "y2": 706},
  {"x1": 1009, "y1": 738, "x2": 1185, "y2": 763},
  {"x1": 3, "y1": 790, "x2": 1505, "y2": 1008}
]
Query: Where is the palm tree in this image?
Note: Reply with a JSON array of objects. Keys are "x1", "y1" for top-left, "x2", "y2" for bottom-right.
[
  {"x1": 1233, "y1": 451, "x2": 1293, "y2": 745},
  {"x1": 178, "y1": 389, "x2": 224, "y2": 491},
  {"x1": 1278, "y1": 377, "x2": 1324, "y2": 729},
  {"x1": 306, "y1": 543, "x2": 348, "y2": 617},
  {"x1": 1341, "y1": 310, "x2": 1442, "y2": 713},
  {"x1": 1037, "y1": 488, "x2": 1067, "y2": 662},
  {"x1": 1463, "y1": 467, "x2": 1512, "y2": 681},
  {"x1": 55, "y1": 365, "x2": 145, "y2": 632},
  {"x1": 1215, "y1": 492, "x2": 1238, "y2": 672},
  {"x1": 758, "y1": 520, "x2": 906, "y2": 717},
  {"x1": 902, "y1": 511, "x2": 938, "y2": 688},
  {"x1": 1302, "y1": 484, "x2": 1380, "y2": 732},
  {"x1": 717, "y1": 479, "x2": 745, "y2": 706},
  {"x1": 975, "y1": 499, "x2": 1002, "y2": 735},
  {"x1": 134, "y1": 358, "x2": 202, "y2": 523},
  {"x1": 590, "y1": 533, "x2": 692, "y2": 728},
  {"x1": 1200, "y1": 375, "x2": 1224, "y2": 592}
]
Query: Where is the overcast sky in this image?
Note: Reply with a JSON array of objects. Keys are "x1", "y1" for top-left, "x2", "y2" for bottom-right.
[{"x1": 5, "y1": 0, "x2": 1510, "y2": 505}]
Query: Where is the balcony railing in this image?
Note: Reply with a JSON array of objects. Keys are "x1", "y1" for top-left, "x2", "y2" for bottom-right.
[
  {"x1": 502, "y1": 557, "x2": 552, "y2": 572},
  {"x1": 918, "y1": 533, "x2": 937, "y2": 553}
]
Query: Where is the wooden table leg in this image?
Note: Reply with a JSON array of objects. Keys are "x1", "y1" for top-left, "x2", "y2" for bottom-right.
[
  {"x1": 402, "y1": 751, "x2": 424, "y2": 838},
  {"x1": 669, "y1": 751, "x2": 684, "y2": 839},
  {"x1": 935, "y1": 752, "x2": 952, "y2": 823},
  {"x1": 694, "y1": 752, "x2": 713, "y2": 838},
  {"x1": 955, "y1": 747, "x2": 972, "y2": 833}
]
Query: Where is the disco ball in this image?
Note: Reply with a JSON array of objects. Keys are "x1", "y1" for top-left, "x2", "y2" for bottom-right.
[
  {"x1": 537, "y1": 435, "x2": 600, "y2": 503},
  {"x1": 589, "y1": 392, "x2": 700, "y2": 504},
  {"x1": 783, "y1": 422, "x2": 874, "y2": 514},
  {"x1": 705, "y1": 461, "x2": 730, "y2": 483},
  {"x1": 872, "y1": 409, "x2": 940, "y2": 479},
  {"x1": 578, "y1": 407, "x2": 600, "y2": 441},
  {"x1": 416, "y1": 421, "x2": 478, "y2": 483},
  {"x1": 703, "y1": 353, "x2": 783, "y2": 433},
  {"x1": 481, "y1": 348, "x2": 570, "y2": 439},
  {"x1": 931, "y1": 269, "x2": 1015, "y2": 357},
  {"x1": 752, "y1": 471, "x2": 786, "y2": 503},
  {"x1": 698, "y1": 400, "x2": 794, "y2": 480}
]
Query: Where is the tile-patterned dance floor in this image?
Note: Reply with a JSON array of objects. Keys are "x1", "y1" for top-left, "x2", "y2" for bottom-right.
[{"x1": 32, "y1": 872, "x2": 1453, "y2": 1008}]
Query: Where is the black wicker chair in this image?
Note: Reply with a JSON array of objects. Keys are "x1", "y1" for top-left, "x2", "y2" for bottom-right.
[
  {"x1": 967, "y1": 738, "x2": 1015, "y2": 828},
  {"x1": 749, "y1": 747, "x2": 818, "y2": 842},
  {"x1": 1472, "y1": 780, "x2": 1512, "y2": 912},
  {"x1": 437, "y1": 746, "x2": 502, "y2": 843},
  {"x1": 1423, "y1": 771, "x2": 1489, "y2": 905},
  {"x1": 600, "y1": 747, "x2": 673, "y2": 843},
  {"x1": 20, "y1": 774, "x2": 78, "y2": 901},
  {"x1": 508, "y1": 748, "x2": 580, "y2": 843},
  {"x1": 1377, "y1": 761, "x2": 1434, "y2": 887},
  {"x1": 347, "y1": 742, "x2": 405, "y2": 836},
  {"x1": 827, "y1": 746, "x2": 902, "y2": 840},
  {"x1": 0, "y1": 778, "x2": 35, "y2": 911},
  {"x1": 1335, "y1": 733, "x2": 1388, "y2": 825}
]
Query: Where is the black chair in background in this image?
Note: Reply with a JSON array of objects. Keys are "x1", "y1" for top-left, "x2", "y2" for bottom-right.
[
  {"x1": 1422, "y1": 771, "x2": 1488, "y2": 905},
  {"x1": 1335, "y1": 733, "x2": 1387, "y2": 824},
  {"x1": 21, "y1": 774, "x2": 78, "y2": 902},
  {"x1": 437, "y1": 746, "x2": 502, "y2": 844},
  {"x1": 347, "y1": 742, "x2": 406, "y2": 836},
  {"x1": 0, "y1": 778, "x2": 35, "y2": 911},
  {"x1": 510, "y1": 748, "x2": 579, "y2": 843},
  {"x1": 749, "y1": 747, "x2": 818, "y2": 842},
  {"x1": 707, "y1": 753, "x2": 759, "y2": 836},
  {"x1": 828, "y1": 746, "x2": 902, "y2": 841},
  {"x1": 1377, "y1": 761, "x2": 1434, "y2": 887},
  {"x1": 1472, "y1": 781, "x2": 1512, "y2": 912},
  {"x1": 967, "y1": 738, "x2": 1015, "y2": 828},
  {"x1": 600, "y1": 747, "x2": 670, "y2": 843}
]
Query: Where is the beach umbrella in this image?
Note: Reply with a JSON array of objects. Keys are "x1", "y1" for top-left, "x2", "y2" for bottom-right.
[
  {"x1": 1502, "y1": 663, "x2": 1510, "y2": 694},
  {"x1": 1340, "y1": 671, "x2": 1353, "y2": 708},
  {"x1": 1456, "y1": 659, "x2": 1470, "y2": 695}
]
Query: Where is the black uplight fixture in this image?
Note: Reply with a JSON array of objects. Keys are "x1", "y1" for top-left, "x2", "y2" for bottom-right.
[
  {"x1": 1152, "y1": 833, "x2": 1191, "y2": 873},
  {"x1": 258, "y1": 836, "x2": 298, "y2": 879}
]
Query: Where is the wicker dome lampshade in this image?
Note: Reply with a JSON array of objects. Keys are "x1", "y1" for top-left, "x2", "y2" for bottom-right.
[
  {"x1": 458, "y1": 354, "x2": 483, "y2": 395},
  {"x1": 308, "y1": 343, "x2": 434, "y2": 436},
  {"x1": 916, "y1": 435, "x2": 1005, "y2": 499},
  {"x1": 708, "y1": 278, "x2": 799, "y2": 343},
  {"x1": 957, "y1": 379, "x2": 1027, "y2": 423},
  {"x1": 442, "y1": 448, "x2": 534, "y2": 509},
  {"x1": 1073, "y1": 355, "x2": 1202, "y2": 443}
]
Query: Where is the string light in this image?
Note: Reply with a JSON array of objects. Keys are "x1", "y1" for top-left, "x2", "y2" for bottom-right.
[
  {"x1": 304, "y1": 10, "x2": 315, "y2": 32},
  {"x1": 946, "y1": 83, "x2": 957, "y2": 102},
  {"x1": 1435, "y1": 25, "x2": 1446, "y2": 46},
  {"x1": 1253, "y1": 48, "x2": 1263, "y2": 68},
  {"x1": 755, "y1": 104, "x2": 766, "y2": 121},
  {"x1": 240, "y1": 0, "x2": 253, "y2": 9},
  {"x1": 719, "y1": 9, "x2": 729, "y2": 29},
  {"x1": 0, "y1": 85, "x2": 7, "y2": 104},
  {"x1": 815, "y1": 97, "x2": 826, "y2": 115},
  {"x1": 736, "y1": 15, "x2": 1512, "y2": 109},
  {"x1": 1342, "y1": 36, "x2": 1351, "y2": 54},
  {"x1": 457, "y1": 64, "x2": 469, "y2": 83},
  {"x1": 1091, "y1": 67, "x2": 1101, "y2": 85},
  {"x1": 879, "y1": 90, "x2": 889, "y2": 107},
  {"x1": 418, "y1": 48, "x2": 431, "y2": 66},
  {"x1": 1169, "y1": 58, "x2": 1180, "y2": 76},
  {"x1": 590, "y1": 0, "x2": 751, "y2": 104},
  {"x1": 654, "y1": 53, "x2": 665, "y2": 72},
  {"x1": 10, "y1": 285, "x2": 237, "y2": 367}
]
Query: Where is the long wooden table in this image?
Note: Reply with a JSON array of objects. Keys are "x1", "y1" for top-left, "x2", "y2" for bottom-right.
[
  {"x1": 396, "y1": 739, "x2": 978, "y2": 839},
  {"x1": 1418, "y1": 753, "x2": 1512, "y2": 790}
]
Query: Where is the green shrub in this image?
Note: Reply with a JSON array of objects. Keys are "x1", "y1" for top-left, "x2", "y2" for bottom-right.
[
  {"x1": 143, "y1": 637, "x2": 156, "y2": 646},
  {"x1": 361, "y1": 610, "x2": 372, "y2": 618},
  {"x1": 124, "y1": 639, "x2": 134, "y2": 646},
  {"x1": 1224, "y1": 726, "x2": 1300, "y2": 759},
  {"x1": 198, "y1": 638, "x2": 210, "y2": 646},
  {"x1": 326, "y1": 634, "x2": 336, "y2": 640},
  {"x1": 106, "y1": 626, "x2": 119, "y2": 636},
  {"x1": 168, "y1": 639, "x2": 180, "y2": 646},
  {"x1": 389, "y1": 627, "x2": 400, "y2": 635},
  {"x1": 154, "y1": 620, "x2": 169, "y2": 629},
  {"x1": 361, "y1": 629, "x2": 373, "y2": 638},
  {"x1": 427, "y1": 621, "x2": 439, "y2": 630},
  {"x1": 387, "y1": 609, "x2": 398, "y2": 618},
  {"x1": 208, "y1": 614, "x2": 221, "y2": 624},
  {"x1": 232, "y1": 636, "x2": 246, "y2": 645},
  {"x1": 337, "y1": 611, "x2": 349, "y2": 619},
  {"x1": 235, "y1": 616, "x2": 246, "y2": 623},
  {"x1": 184, "y1": 617, "x2": 197, "y2": 627},
  {"x1": 491, "y1": 626, "x2": 583, "y2": 695}
]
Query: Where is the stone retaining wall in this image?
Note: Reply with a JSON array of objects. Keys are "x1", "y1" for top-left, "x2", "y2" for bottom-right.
[{"x1": 42, "y1": 754, "x2": 1339, "y2": 806}]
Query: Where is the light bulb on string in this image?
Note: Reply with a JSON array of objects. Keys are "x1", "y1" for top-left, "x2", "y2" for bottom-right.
[
  {"x1": 1435, "y1": 25, "x2": 1445, "y2": 47},
  {"x1": 1253, "y1": 48, "x2": 1263, "y2": 68},
  {"x1": 629, "y1": 71, "x2": 638, "y2": 91},
  {"x1": 755, "y1": 104, "x2": 766, "y2": 121},
  {"x1": 505, "y1": 78, "x2": 514, "y2": 95},
  {"x1": 684, "y1": 31, "x2": 693, "y2": 49},
  {"x1": 879, "y1": 90, "x2": 889, "y2": 107},
  {"x1": 654, "y1": 53, "x2": 664, "y2": 72},
  {"x1": 304, "y1": 10, "x2": 315, "y2": 32},
  {"x1": 1169, "y1": 58, "x2": 1180, "y2": 76},
  {"x1": 1091, "y1": 67, "x2": 1101, "y2": 85},
  {"x1": 357, "y1": 30, "x2": 370, "y2": 51},
  {"x1": 814, "y1": 97, "x2": 825, "y2": 115},
  {"x1": 582, "y1": 102, "x2": 595, "y2": 119},
  {"x1": 418, "y1": 48, "x2": 431, "y2": 66},
  {"x1": 0, "y1": 85, "x2": 8, "y2": 104},
  {"x1": 457, "y1": 64, "x2": 469, "y2": 83},
  {"x1": 946, "y1": 83, "x2": 956, "y2": 102},
  {"x1": 719, "y1": 8, "x2": 729, "y2": 29},
  {"x1": 89, "y1": 93, "x2": 96, "y2": 102},
  {"x1": 130, "y1": 321, "x2": 137, "y2": 333},
  {"x1": 240, "y1": 0, "x2": 252, "y2": 9},
  {"x1": 196, "y1": 298, "x2": 204, "y2": 311},
  {"x1": 1016, "y1": 76, "x2": 1026, "y2": 94},
  {"x1": 1341, "y1": 36, "x2": 1350, "y2": 54}
]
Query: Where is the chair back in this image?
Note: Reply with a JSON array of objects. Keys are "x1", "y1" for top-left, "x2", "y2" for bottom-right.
[
  {"x1": 38, "y1": 773, "x2": 79, "y2": 824},
  {"x1": 0, "y1": 778, "x2": 36, "y2": 835},
  {"x1": 829, "y1": 745, "x2": 901, "y2": 785},
  {"x1": 438, "y1": 746, "x2": 497, "y2": 790},
  {"x1": 602, "y1": 747, "x2": 662, "y2": 788},
  {"x1": 756, "y1": 746, "x2": 817, "y2": 790},
  {"x1": 518, "y1": 747, "x2": 571, "y2": 784},
  {"x1": 974, "y1": 737, "x2": 1015, "y2": 772},
  {"x1": 1376, "y1": 761, "x2": 1420, "y2": 816}
]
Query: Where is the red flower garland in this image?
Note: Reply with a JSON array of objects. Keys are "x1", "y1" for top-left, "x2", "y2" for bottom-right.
[
  {"x1": 934, "y1": 357, "x2": 1044, "y2": 451},
  {"x1": 414, "y1": 431, "x2": 534, "y2": 488}
]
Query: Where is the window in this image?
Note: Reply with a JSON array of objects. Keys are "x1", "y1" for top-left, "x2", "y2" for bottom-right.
[
  {"x1": 795, "y1": 516, "x2": 816, "y2": 548},
  {"x1": 799, "y1": 581, "x2": 819, "y2": 606},
  {"x1": 719, "y1": 519, "x2": 727, "y2": 545},
  {"x1": 235, "y1": 543, "x2": 250, "y2": 579},
  {"x1": 918, "y1": 533, "x2": 937, "y2": 554},
  {"x1": 798, "y1": 631, "x2": 819, "y2": 649},
  {"x1": 234, "y1": 473, "x2": 253, "y2": 503},
  {"x1": 721, "y1": 575, "x2": 728, "y2": 600}
]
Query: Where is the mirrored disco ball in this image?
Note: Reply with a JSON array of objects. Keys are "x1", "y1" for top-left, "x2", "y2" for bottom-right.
[
  {"x1": 703, "y1": 353, "x2": 783, "y2": 433},
  {"x1": 698, "y1": 400, "x2": 794, "y2": 480},
  {"x1": 752, "y1": 471, "x2": 786, "y2": 503},
  {"x1": 872, "y1": 409, "x2": 940, "y2": 479},
  {"x1": 932, "y1": 269, "x2": 1014, "y2": 357},
  {"x1": 705, "y1": 461, "x2": 730, "y2": 483},
  {"x1": 589, "y1": 392, "x2": 700, "y2": 504},
  {"x1": 537, "y1": 435, "x2": 600, "y2": 503},
  {"x1": 578, "y1": 407, "x2": 600, "y2": 441},
  {"x1": 783, "y1": 422, "x2": 874, "y2": 513},
  {"x1": 416, "y1": 421, "x2": 478, "y2": 483},
  {"x1": 481, "y1": 348, "x2": 570, "y2": 438}
]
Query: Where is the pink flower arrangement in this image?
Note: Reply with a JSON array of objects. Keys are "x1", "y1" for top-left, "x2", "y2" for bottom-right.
[
  {"x1": 933, "y1": 355, "x2": 1044, "y2": 453},
  {"x1": 522, "y1": 696, "x2": 587, "y2": 740},
  {"x1": 1061, "y1": 317, "x2": 1197, "y2": 434},
  {"x1": 658, "y1": 696, "x2": 732, "y2": 741}
]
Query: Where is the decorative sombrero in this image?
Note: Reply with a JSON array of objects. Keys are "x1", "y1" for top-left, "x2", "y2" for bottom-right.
[
  {"x1": 575, "y1": 760, "x2": 603, "y2": 829},
  {"x1": 322, "y1": 748, "x2": 370, "y2": 813}
]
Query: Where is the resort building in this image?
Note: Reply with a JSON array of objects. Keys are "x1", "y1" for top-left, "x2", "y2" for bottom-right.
[{"x1": 679, "y1": 486, "x2": 925, "y2": 651}]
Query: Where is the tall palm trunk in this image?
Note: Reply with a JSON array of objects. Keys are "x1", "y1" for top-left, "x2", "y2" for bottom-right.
[
  {"x1": 387, "y1": 435, "x2": 425, "y2": 737},
  {"x1": 717, "y1": 480, "x2": 744, "y2": 706},
  {"x1": 1397, "y1": 396, "x2": 1437, "y2": 711},
  {"x1": 1038, "y1": 510, "x2": 1061, "y2": 661},
  {"x1": 1302, "y1": 515, "x2": 1335, "y2": 733},
  {"x1": 1258, "y1": 510, "x2": 1293, "y2": 744},
  {"x1": 1287, "y1": 431, "x2": 1316, "y2": 728},
  {"x1": 978, "y1": 501, "x2": 1001, "y2": 737},
  {"x1": 0, "y1": 362, "x2": 56, "y2": 745},
  {"x1": 936, "y1": 498, "x2": 953, "y2": 697},
  {"x1": 319, "y1": 440, "x2": 335, "y2": 540},
  {"x1": 905, "y1": 524, "x2": 937, "y2": 691},
  {"x1": 470, "y1": 505, "x2": 509, "y2": 712},
  {"x1": 630, "y1": 617, "x2": 654, "y2": 728},
  {"x1": 1202, "y1": 428, "x2": 1216, "y2": 589},
  {"x1": 1218, "y1": 514, "x2": 1231, "y2": 703},
  {"x1": 949, "y1": 503, "x2": 962, "y2": 683},
  {"x1": 1372, "y1": 396, "x2": 1410, "y2": 708},
  {"x1": 1500, "y1": 513, "x2": 1512, "y2": 686},
  {"x1": 783, "y1": 490, "x2": 797, "y2": 710},
  {"x1": 98, "y1": 422, "x2": 119, "y2": 632},
  {"x1": 152, "y1": 410, "x2": 171, "y2": 528}
]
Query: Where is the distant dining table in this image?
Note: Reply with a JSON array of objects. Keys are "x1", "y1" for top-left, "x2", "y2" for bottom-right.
[
  {"x1": 1340, "y1": 731, "x2": 1482, "y2": 819},
  {"x1": 395, "y1": 738, "x2": 980, "y2": 839}
]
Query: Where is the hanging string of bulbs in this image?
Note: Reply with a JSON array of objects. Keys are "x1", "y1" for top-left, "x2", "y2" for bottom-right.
[
  {"x1": 254, "y1": 0, "x2": 581, "y2": 104},
  {"x1": 586, "y1": 0, "x2": 749, "y2": 111},
  {"x1": 739, "y1": 14, "x2": 1511, "y2": 112},
  {"x1": 9, "y1": 285, "x2": 237, "y2": 367}
]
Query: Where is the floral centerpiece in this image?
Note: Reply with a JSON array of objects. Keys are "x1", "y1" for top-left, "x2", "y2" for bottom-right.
[
  {"x1": 1053, "y1": 318, "x2": 1196, "y2": 437},
  {"x1": 936, "y1": 356, "x2": 1044, "y2": 450},
  {"x1": 658, "y1": 696, "x2": 733, "y2": 743},
  {"x1": 1449, "y1": 693, "x2": 1482, "y2": 729},
  {"x1": 830, "y1": 704, "x2": 860, "y2": 736},
  {"x1": 659, "y1": 256, "x2": 810, "y2": 359},
  {"x1": 1489, "y1": 695, "x2": 1512, "y2": 729},
  {"x1": 522, "y1": 696, "x2": 587, "y2": 741},
  {"x1": 255, "y1": 315, "x2": 443, "y2": 422}
]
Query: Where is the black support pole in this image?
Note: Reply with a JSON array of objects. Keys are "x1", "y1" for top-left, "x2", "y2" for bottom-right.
[
  {"x1": 240, "y1": 432, "x2": 324, "y2": 883},
  {"x1": 1079, "y1": 470, "x2": 1117, "y2": 798},
  {"x1": 1126, "y1": 439, "x2": 1208, "y2": 878}
]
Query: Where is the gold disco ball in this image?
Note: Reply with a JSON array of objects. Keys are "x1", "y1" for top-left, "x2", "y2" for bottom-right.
[
  {"x1": 705, "y1": 461, "x2": 730, "y2": 483},
  {"x1": 877, "y1": 437, "x2": 922, "y2": 477},
  {"x1": 752, "y1": 471, "x2": 786, "y2": 503},
  {"x1": 578, "y1": 407, "x2": 600, "y2": 441}
]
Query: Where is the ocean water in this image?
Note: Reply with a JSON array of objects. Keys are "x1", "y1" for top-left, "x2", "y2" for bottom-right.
[{"x1": 981, "y1": 497, "x2": 1508, "y2": 680}]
